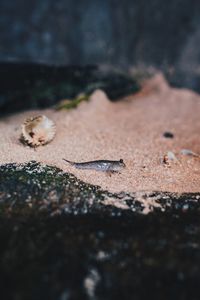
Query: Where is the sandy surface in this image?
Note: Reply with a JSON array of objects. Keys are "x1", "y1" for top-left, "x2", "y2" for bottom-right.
[{"x1": 0, "y1": 74, "x2": 200, "y2": 193}]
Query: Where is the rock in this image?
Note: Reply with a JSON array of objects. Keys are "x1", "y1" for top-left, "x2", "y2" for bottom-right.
[
  {"x1": 0, "y1": 63, "x2": 140, "y2": 115},
  {"x1": 0, "y1": 161, "x2": 199, "y2": 216},
  {"x1": 163, "y1": 131, "x2": 174, "y2": 139},
  {"x1": 0, "y1": 161, "x2": 200, "y2": 299}
]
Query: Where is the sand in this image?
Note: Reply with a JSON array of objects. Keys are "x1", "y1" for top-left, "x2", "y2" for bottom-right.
[{"x1": 0, "y1": 74, "x2": 200, "y2": 194}]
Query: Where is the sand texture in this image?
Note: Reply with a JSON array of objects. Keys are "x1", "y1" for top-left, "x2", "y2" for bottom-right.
[{"x1": 0, "y1": 74, "x2": 200, "y2": 193}]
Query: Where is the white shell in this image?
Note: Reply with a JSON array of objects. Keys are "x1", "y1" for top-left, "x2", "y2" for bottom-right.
[
  {"x1": 162, "y1": 151, "x2": 178, "y2": 165},
  {"x1": 166, "y1": 151, "x2": 177, "y2": 161},
  {"x1": 21, "y1": 115, "x2": 56, "y2": 147}
]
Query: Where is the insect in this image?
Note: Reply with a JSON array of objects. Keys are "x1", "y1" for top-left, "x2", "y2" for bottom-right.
[{"x1": 63, "y1": 158, "x2": 126, "y2": 174}]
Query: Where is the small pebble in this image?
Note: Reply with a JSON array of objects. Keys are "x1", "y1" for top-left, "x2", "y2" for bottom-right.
[
  {"x1": 163, "y1": 151, "x2": 177, "y2": 165},
  {"x1": 180, "y1": 149, "x2": 199, "y2": 157},
  {"x1": 163, "y1": 132, "x2": 174, "y2": 139},
  {"x1": 182, "y1": 204, "x2": 189, "y2": 211}
]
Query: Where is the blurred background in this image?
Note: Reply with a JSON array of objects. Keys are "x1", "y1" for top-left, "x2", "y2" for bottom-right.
[
  {"x1": 0, "y1": 3, "x2": 200, "y2": 300},
  {"x1": 1, "y1": 0, "x2": 200, "y2": 90}
]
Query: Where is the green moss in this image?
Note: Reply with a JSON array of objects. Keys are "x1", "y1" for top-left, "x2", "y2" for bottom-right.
[
  {"x1": 56, "y1": 93, "x2": 90, "y2": 110},
  {"x1": 0, "y1": 161, "x2": 106, "y2": 216}
]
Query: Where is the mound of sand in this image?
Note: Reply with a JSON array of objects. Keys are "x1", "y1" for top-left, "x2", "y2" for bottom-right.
[{"x1": 0, "y1": 74, "x2": 200, "y2": 193}]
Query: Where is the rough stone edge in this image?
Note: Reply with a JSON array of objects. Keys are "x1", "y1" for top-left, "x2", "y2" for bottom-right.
[{"x1": 0, "y1": 161, "x2": 199, "y2": 216}]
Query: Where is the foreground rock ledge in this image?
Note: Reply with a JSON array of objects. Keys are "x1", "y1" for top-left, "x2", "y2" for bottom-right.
[{"x1": 0, "y1": 161, "x2": 199, "y2": 216}]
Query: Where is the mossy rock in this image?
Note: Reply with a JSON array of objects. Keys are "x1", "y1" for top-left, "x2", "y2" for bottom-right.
[
  {"x1": 0, "y1": 63, "x2": 140, "y2": 114},
  {"x1": 1, "y1": 161, "x2": 200, "y2": 300},
  {"x1": 0, "y1": 161, "x2": 200, "y2": 217}
]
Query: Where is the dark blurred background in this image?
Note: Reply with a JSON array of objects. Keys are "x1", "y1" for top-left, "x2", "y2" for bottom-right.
[{"x1": 1, "y1": 0, "x2": 200, "y2": 90}]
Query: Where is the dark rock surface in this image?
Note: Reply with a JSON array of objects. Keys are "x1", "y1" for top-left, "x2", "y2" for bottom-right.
[
  {"x1": 1, "y1": 161, "x2": 200, "y2": 216},
  {"x1": 0, "y1": 63, "x2": 139, "y2": 114},
  {"x1": 0, "y1": 161, "x2": 200, "y2": 299},
  {"x1": 1, "y1": 213, "x2": 200, "y2": 300}
]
